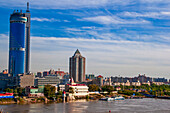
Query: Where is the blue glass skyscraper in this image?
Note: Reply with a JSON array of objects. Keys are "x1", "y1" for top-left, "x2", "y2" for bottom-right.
[{"x1": 8, "y1": 10, "x2": 27, "y2": 77}]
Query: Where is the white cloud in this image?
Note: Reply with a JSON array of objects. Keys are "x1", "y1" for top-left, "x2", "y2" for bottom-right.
[
  {"x1": 31, "y1": 17, "x2": 70, "y2": 22},
  {"x1": 32, "y1": 36, "x2": 141, "y2": 44},
  {"x1": 120, "y1": 12, "x2": 170, "y2": 19},
  {"x1": 1, "y1": 33, "x2": 170, "y2": 78},
  {"x1": 0, "y1": 34, "x2": 9, "y2": 71},
  {"x1": 30, "y1": 36, "x2": 170, "y2": 78},
  {"x1": 31, "y1": 17, "x2": 59, "y2": 22},
  {"x1": 140, "y1": 0, "x2": 170, "y2": 3},
  {"x1": 78, "y1": 16, "x2": 150, "y2": 25},
  {"x1": 160, "y1": 12, "x2": 170, "y2": 15},
  {"x1": 0, "y1": 0, "x2": 132, "y2": 9},
  {"x1": 81, "y1": 26, "x2": 96, "y2": 30},
  {"x1": 0, "y1": 34, "x2": 8, "y2": 39}
]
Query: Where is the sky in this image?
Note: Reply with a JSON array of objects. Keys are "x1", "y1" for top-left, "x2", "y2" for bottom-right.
[{"x1": 0, "y1": 0, "x2": 170, "y2": 79}]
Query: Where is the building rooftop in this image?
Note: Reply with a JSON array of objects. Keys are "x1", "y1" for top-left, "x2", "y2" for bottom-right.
[
  {"x1": 67, "y1": 83, "x2": 87, "y2": 86},
  {"x1": 73, "y1": 49, "x2": 81, "y2": 56}
]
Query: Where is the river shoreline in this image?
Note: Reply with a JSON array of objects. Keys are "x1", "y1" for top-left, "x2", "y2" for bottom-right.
[
  {"x1": 0, "y1": 96, "x2": 169, "y2": 105},
  {"x1": 0, "y1": 98, "x2": 170, "y2": 113}
]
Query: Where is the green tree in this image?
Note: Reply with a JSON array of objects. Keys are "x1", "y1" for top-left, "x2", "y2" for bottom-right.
[
  {"x1": 4, "y1": 88, "x2": 13, "y2": 93},
  {"x1": 17, "y1": 87, "x2": 25, "y2": 96},
  {"x1": 88, "y1": 84, "x2": 99, "y2": 92},
  {"x1": 69, "y1": 87, "x2": 74, "y2": 94},
  {"x1": 44, "y1": 85, "x2": 56, "y2": 98},
  {"x1": 102, "y1": 85, "x2": 114, "y2": 94},
  {"x1": 58, "y1": 91, "x2": 63, "y2": 95},
  {"x1": 13, "y1": 88, "x2": 17, "y2": 94}
]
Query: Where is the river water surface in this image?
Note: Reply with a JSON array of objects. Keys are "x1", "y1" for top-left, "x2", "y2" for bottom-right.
[{"x1": 0, "y1": 98, "x2": 170, "y2": 113}]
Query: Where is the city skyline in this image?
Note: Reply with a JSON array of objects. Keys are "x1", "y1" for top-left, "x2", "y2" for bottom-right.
[{"x1": 0, "y1": 0, "x2": 170, "y2": 79}]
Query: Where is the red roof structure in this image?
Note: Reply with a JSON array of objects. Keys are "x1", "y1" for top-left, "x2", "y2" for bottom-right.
[{"x1": 97, "y1": 75, "x2": 103, "y2": 78}]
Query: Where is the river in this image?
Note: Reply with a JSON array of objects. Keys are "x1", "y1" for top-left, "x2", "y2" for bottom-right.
[{"x1": 0, "y1": 98, "x2": 170, "y2": 113}]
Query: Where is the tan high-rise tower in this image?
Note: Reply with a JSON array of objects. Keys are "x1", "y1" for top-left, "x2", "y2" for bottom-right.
[{"x1": 69, "y1": 49, "x2": 86, "y2": 82}]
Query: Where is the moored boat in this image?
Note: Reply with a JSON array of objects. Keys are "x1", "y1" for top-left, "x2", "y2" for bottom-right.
[
  {"x1": 99, "y1": 96, "x2": 125, "y2": 101},
  {"x1": 112, "y1": 96, "x2": 125, "y2": 100},
  {"x1": 99, "y1": 97, "x2": 114, "y2": 101},
  {"x1": 99, "y1": 98, "x2": 108, "y2": 101},
  {"x1": 107, "y1": 97, "x2": 114, "y2": 101}
]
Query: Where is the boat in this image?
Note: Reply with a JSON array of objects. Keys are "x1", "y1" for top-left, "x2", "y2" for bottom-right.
[
  {"x1": 107, "y1": 97, "x2": 114, "y2": 101},
  {"x1": 99, "y1": 98, "x2": 108, "y2": 101},
  {"x1": 112, "y1": 96, "x2": 125, "y2": 100},
  {"x1": 100, "y1": 96, "x2": 124, "y2": 101},
  {"x1": 99, "y1": 97, "x2": 114, "y2": 101}
]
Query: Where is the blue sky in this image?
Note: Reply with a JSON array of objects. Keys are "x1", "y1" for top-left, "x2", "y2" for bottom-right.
[{"x1": 0, "y1": 0, "x2": 170, "y2": 79}]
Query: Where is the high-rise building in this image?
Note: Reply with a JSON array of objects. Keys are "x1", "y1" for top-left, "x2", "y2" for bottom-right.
[
  {"x1": 9, "y1": 10, "x2": 27, "y2": 77},
  {"x1": 69, "y1": 49, "x2": 86, "y2": 82},
  {"x1": 8, "y1": 3, "x2": 31, "y2": 76}
]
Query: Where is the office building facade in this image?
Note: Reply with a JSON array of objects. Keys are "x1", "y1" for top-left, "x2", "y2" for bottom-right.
[
  {"x1": 35, "y1": 75, "x2": 60, "y2": 86},
  {"x1": 8, "y1": 3, "x2": 31, "y2": 76},
  {"x1": 69, "y1": 49, "x2": 86, "y2": 82},
  {"x1": 9, "y1": 10, "x2": 27, "y2": 76}
]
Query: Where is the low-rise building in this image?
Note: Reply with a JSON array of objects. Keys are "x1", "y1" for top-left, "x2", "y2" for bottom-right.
[
  {"x1": 65, "y1": 84, "x2": 89, "y2": 97},
  {"x1": 43, "y1": 71, "x2": 49, "y2": 77},
  {"x1": 103, "y1": 77, "x2": 112, "y2": 86},
  {"x1": 0, "y1": 74, "x2": 12, "y2": 90},
  {"x1": 65, "y1": 78, "x2": 89, "y2": 97},
  {"x1": 113, "y1": 82, "x2": 121, "y2": 86},
  {"x1": 25, "y1": 86, "x2": 44, "y2": 97},
  {"x1": 131, "y1": 80, "x2": 141, "y2": 86},
  {"x1": 92, "y1": 75, "x2": 103, "y2": 86},
  {"x1": 124, "y1": 80, "x2": 131, "y2": 86},
  {"x1": 16, "y1": 74, "x2": 35, "y2": 88},
  {"x1": 152, "y1": 82, "x2": 164, "y2": 85},
  {"x1": 35, "y1": 75, "x2": 60, "y2": 86},
  {"x1": 86, "y1": 74, "x2": 95, "y2": 80},
  {"x1": 37, "y1": 72, "x2": 43, "y2": 78},
  {"x1": 0, "y1": 73, "x2": 34, "y2": 89},
  {"x1": 55, "y1": 71, "x2": 65, "y2": 79},
  {"x1": 142, "y1": 81, "x2": 151, "y2": 86},
  {"x1": 116, "y1": 87, "x2": 121, "y2": 91},
  {"x1": 58, "y1": 84, "x2": 66, "y2": 92}
]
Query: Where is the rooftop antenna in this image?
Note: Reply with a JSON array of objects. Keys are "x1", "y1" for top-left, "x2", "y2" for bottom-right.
[{"x1": 26, "y1": 2, "x2": 30, "y2": 12}]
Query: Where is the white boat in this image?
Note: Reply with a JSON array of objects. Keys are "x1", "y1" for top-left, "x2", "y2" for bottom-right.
[
  {"x1": 100, "y1": 96, "x2": 124, "y2": 101},
  {"x1": 107, "y1": 97, "x2": 114, "y2": 101},
  {"x1": 112, "y1": 96, "x2": 125, "y2": 100},
  {"x1": 99, "y1": 97, "x2": 114, "y2": 101},
  {"x1": 99, "y1": 98, "x2": 108, "y2": 101}
]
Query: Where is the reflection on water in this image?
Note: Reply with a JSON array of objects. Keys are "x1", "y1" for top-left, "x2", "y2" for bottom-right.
[{"x1": 0, "y1": 98, "x2": 170, "y2": 113}]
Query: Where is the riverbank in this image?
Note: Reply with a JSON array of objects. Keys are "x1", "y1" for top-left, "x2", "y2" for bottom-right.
[
  {"x1": 0, "y1": 93, "x2": 169, "y2": 105},
  {"x1": 1, "y1": 98, "x2": 170, "y2": 113},
  {"x1": 0, "y1": 98, "x2": 16, "y2": 105}
]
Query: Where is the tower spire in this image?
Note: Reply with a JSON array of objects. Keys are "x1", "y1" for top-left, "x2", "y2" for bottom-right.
[
  {"x1": 26, "y1": 2, "x2": 30, "y2": 12},
  {"x1": 74, "y1": 49, "x2": 81, "y2": 56}
]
